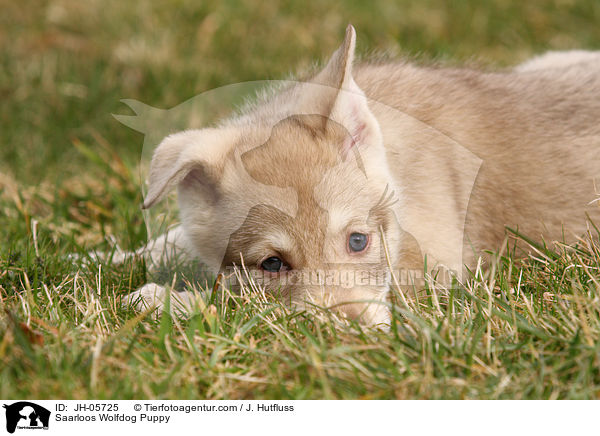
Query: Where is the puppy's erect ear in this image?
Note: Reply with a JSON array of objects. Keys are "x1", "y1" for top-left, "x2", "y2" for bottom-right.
[
  {"x1": 309, "y1": 25, "x2": 382, "y2": 154},
  {"x1": 313, "y1": 24, "x2": 358, "y2": 91},
  {"x1": 142, "y1": 128, "x2": 237, "y2": 209}
]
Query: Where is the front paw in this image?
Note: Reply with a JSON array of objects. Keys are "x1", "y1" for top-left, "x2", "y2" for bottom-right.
[{"x1": 123, "y1": 283, "x2": 201, "y2": 317}]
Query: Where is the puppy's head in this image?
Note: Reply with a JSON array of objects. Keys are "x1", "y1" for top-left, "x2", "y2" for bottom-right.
[{"x1": 142, "y1": 26, "x2": 407, "y2": 326}]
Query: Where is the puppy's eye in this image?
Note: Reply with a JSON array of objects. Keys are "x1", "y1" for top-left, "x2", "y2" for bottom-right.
[
  {"x1": 348, "y1": 233, "x2": 369, "y2": 253},
  {"x1": 260, "y1": 256, "x2": 288, "y2": 272}
]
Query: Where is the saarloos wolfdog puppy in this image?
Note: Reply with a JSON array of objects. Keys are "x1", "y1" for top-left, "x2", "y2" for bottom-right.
[{"x1": 125, "y1": 25, "x2": 600, "y2": 326}]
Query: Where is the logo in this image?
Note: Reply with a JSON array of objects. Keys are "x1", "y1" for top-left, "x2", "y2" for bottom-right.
[{"x1": 3, "y1": 402, "x2": 50, "y2": 434}]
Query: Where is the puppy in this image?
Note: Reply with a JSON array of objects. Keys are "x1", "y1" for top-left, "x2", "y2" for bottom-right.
[{"x1": 127, "y1": 25, "x2": 600, "y2": 326}]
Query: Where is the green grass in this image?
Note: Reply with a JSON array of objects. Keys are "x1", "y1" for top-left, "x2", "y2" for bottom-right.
[{"x1": 1, "y1": 0, "x2": 600, "y2": 399}]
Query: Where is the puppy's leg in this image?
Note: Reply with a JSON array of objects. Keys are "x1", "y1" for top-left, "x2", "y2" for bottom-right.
[
  {"x1": 77, "y1": 225, "x2": 190, "y2": 267},
  {"x1": 137, "y1": 225, "x2": 192, "y2": 267},
  {"x1": 85, "y1": 225, "x2": 202, "y2": 317},
  {"x1": 117, "y1": 224, "x2": 191, "y2": 266}
]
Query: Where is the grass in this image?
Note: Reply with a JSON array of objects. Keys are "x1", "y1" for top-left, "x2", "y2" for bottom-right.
[{"x1": 1, "y1": 0, "x2": 600, "y2": 399}]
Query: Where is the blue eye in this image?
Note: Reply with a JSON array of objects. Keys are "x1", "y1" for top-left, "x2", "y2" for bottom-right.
[
  {"x1": 261, "y1": 256, "x2": 285, "y2": 272},
  {"x1": 348, "y1": 233, "x2": 369, "y2": 252}
]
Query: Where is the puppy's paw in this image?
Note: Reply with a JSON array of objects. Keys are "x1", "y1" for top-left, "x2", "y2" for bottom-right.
[
  {"x1": 124, "y1": 283, "x2": 167, "y2": 311},
  {"x1": 123, "y1": 283, "x2": 203, "y2": 318}
]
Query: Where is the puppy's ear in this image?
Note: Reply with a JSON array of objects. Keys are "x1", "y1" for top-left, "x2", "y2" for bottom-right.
[
  {"x1": 314, "y1": 24, "x2": 358, "y2": 91},
  {"x1": 142, "y1": 128, "x2": 237, "y2": 209},
  {"x1": 310, "y1": 25, "x2": 382, "y2": 153}
]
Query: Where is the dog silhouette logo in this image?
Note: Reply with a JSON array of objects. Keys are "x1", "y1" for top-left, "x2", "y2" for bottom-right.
[{"x1": 2, "y1": 402, "x2": 50, "y2": 433}]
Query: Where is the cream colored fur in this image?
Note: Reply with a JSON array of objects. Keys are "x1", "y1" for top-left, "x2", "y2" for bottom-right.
[{"x1": 126, "y1": 26, "x2": 600, "y2": 326}]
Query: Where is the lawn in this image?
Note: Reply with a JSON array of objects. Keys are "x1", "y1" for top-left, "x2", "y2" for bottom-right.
[{"x1": 1, "y1": 0, "x2": 600, "y2": 399}]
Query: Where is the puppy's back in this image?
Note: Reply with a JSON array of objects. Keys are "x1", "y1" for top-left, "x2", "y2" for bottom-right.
[{"x1": 354, "y1": 56, "x2": 600, "y2": 261}]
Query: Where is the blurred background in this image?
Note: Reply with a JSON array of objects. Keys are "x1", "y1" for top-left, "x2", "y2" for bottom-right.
[{"x1": 1, "y1": 0, "x2": 600, "y2": 249}]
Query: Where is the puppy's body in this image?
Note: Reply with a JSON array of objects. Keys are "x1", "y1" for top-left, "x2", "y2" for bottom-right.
[
  {"x1": 355, "y1": 56, "x2": 600, "y2": 269},
  {"x1": 131, "y1": 27, "x2": 600, "y2": 325}
]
